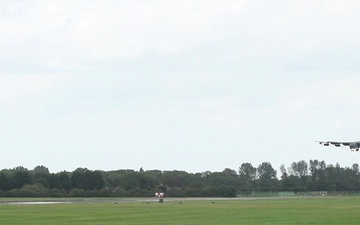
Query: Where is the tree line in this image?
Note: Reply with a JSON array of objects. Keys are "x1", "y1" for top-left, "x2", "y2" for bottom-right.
[{"x1": 1, "y1": 160, "x2": 360, "y2": 197}]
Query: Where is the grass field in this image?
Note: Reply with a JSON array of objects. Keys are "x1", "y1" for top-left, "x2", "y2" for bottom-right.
[{"x1": 1, "y1": 197, "x2": 360, "y2": 225}]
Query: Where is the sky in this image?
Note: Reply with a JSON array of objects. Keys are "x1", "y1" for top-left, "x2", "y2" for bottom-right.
[{"x1": 1, "y1": 1, "x2": 360, "y2": 174}]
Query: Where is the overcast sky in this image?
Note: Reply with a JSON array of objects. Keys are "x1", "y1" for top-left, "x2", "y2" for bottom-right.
[{"x1": 1, "y1": 1, "x2": 360, "y2": 174}]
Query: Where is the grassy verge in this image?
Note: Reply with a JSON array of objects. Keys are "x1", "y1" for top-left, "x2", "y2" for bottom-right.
[{"x1": 1, "y1": 197, "x2": 360, "y2": 225}]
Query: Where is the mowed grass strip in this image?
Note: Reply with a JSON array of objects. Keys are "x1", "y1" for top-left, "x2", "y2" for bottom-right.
[{"x1": 1, "y1": 197, "x2": 360, "y2": 225}]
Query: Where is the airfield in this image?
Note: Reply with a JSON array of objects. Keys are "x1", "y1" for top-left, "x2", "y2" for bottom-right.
[
  {"x1": 0, "y1": 196, "x2": 325, "y2": 205},
  {"x1": 0, "y1": 197, "x2": 280, "y2": 205},
  {"x1": 1, "y1": 196, "x2": 360, "y2": 224}
]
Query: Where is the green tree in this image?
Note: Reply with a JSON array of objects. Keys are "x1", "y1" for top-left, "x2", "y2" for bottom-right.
[
  {"x1": 0, "y1": 170, "x2": 16, "y2": 191},
  {"x1": 281, "y1": 175, "x2": 304, "y2": 191},
  {"x1": 59, "y1": 171, "x2": 72, "y2": 191},
  {"x1": 14, "y1": 167, "x2": 32, "y2": 189},
  {"x1": 121, "y1": 172, "x2": 155, "y2": 191},
  {"x1": 257, "y1": 162, "x2": 277, "y2": 190},
  {"x1": 33, "y1": 165, "x2": 50, "y2": 174},
  {"x1": 223, "y1": 168, "x2": 237, "y2": 177},
  {"x1": 239, "y1": 163, "x2": 257, "y2": 182},
  {"x1": 289, "y1": 161, "x2": 308, "y2": 178},
  {"x1": 71, "y1": 168, "x2": 105, "y2": 191},
  {"x1": 280, "y1": 164, "x2": 288, "y2": 179},
  {"x1": 31, "y1": 165, "x2": 51, "y2": 188},
  {"x1": 161, "y1": 171, "x2": 190, "y2": 187}
]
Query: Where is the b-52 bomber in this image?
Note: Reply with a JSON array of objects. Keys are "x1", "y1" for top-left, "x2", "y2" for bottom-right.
[{"x1": 316, "y1": 140, "x2": 360, "y2": 152}]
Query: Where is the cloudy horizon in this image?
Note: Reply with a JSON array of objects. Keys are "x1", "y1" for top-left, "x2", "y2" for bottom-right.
[{"x1": 1, "y1": 1, "x2": 360, "y2": 173}]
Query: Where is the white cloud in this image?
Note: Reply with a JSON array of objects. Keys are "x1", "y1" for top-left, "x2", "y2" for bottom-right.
[
  {"x1": 1, "y1": 0, "x2": 360, "y2": 74},
  {"x1": 280, "y1": 76, "x2": 360, "y2": 110},
  {"x1": 0, "y1": 74, "x2": 74, "y2": 100},
  {"x1": 0, "y1": 0, "x2": 249, "y2": 68},
  {"x1": 1, "y1": 1, "x2": 360, "y2": 172}
]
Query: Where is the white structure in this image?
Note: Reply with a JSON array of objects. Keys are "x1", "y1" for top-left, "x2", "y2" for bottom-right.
[
  {"x1": 155, "y1": 192, "x2": 164, "y2": 198},
  {"x1": 155, "y1": 192, "x2": 164, "y2": 203}
]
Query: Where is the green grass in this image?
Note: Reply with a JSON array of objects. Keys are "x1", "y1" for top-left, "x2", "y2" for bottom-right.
[{"x1": 1, "y1": 197, "x2": 360, "y2": 224}]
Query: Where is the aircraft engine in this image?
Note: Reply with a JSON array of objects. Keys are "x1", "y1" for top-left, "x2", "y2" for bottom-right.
[{"x1": 350, "y1": 142, "x2": 360, "y2": 149}]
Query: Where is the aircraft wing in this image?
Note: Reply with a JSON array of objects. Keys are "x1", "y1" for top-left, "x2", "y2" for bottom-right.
[
  {"x1": 316, "y1": 141, "x2": 360, "y2": 151},
  {"x1": 336, "y1": 142, "x2": 351, "y2": 146},
  {"x1": 316, "y1": 141, "x2": 351, "y2": 147}
]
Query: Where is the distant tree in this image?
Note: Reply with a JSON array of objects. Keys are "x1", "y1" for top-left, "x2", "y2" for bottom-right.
[
  {"x1": 257, "y1": 162, "x2": 277, "y2": 190},
  {"x1": 0, "y1": 170, "x2": 16, "y2": 191},
  {"x1": 280, "y1": 164, "x2": 307, "y2": 191},
  {"x1": 71, "y1": 168, "x2": 105, "y2": 191},
  {"x1": 4, "y1": 159, "x2": 360, "y2": 197},
  {"x1": 33, "y1": 165, "x2": 50, "y2": 174},
  {"x1": 238, "y1": 163, "x2": 257, "y2": 182},
  {"x1": 71, "y1": 168, "x2": 88, "y2": 190},
  {"x1": 289, "y1": 160, "x2": 308, "y2": 180},
  {"x1": 87, "y1": 170, "x2": 105, "y2": 190},
  {"x1": 206, "y1": 171, "x2": 240, "y2": 188},
  {"x1": 48, "y1": 173, "x2": 61, "y2": 189},
  {"x1": 309, "y1": 159, "x2": 319, "y2": 176},
  {"x1": 280, "y1": 164, "x2": 288, "y2": 179},
  {"x1": 281, "y1": 175, "x2": 304, "y2": 191},
  {"x1": 161, "y1": 171, "x2": 190, "y2": 187},
  {"x1": 13, "y1": 166, "x2": 27, "y2": 171},
  {"x1": 218, "y1": 185, "x2": 237, "y2": 197},
  {"x1": 223, "y1": 168, "x2": 237, "y2": 177},
  {"x1": 308, "y1": 160, "x2": 327, "y2": 191},
  {"x1": 32, "y1": 165, "x2": 51, "y2": 188},
  {"x1": 14, "y1": 168, "x2": 32, "y2": 189},
  {"x1": 59, "y1": 171, "x2": 72, "y2": 191},
  {"x1": 347, "y1": 164, "x2": 360, "y2": 190},
  {"x1": 144, "y1": 170, "x2": 162, "y2": 184},
  {"x1": 319, "y1": 160, "x2": 327, "y2": 170},
  {"x1": 352, "y1": 163, "x2": 359, "y2": 175},
  {"x1": 122, "y1": 172, "x2": 155, "y2": 190}
]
